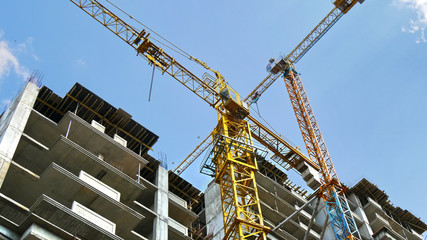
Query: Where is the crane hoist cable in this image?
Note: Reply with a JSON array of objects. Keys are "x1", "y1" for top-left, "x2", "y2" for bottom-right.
[
  {"x1": 249, "y1": 105, "x2": 280, "y2": 137},
  {"x1": 107, "y1": 0, "x2": 229, "y2": 92},
  {"x1": 105, "y1": 0, "x2": 237, "y2": 94},
  {"x1": 103, "y1": 0, "x2": 219, "y2": 101},
  {"x1": 148, "y1": 65, "x2": 155, "y2": 101},
  {"x1": 104, "y1": 0, "x2": 193, "y2": 59}
]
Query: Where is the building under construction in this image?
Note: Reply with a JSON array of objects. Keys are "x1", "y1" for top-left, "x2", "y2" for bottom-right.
[
  {"x1": 0, "y1": 80, "x2": 425, "y2": 240},
  {"x1": 0, "y1": 0, "x2": 426, "y2": 239}
]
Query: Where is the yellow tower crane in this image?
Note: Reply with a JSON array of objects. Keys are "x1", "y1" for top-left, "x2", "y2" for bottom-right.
[{"x1": 68, "y1": 0, "x2": 309, "y2": 239}]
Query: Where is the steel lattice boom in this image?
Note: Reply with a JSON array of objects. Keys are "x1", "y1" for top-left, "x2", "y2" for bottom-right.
[
  {"x1": 173, "y1": 133, "x2": 213, "y2": 175},
  {"x1": 244, "y1": 2, "x2": 361, "y2": 106},
  {"x1": 70, "y1": 0, "x2": 220, "y2": 108},
  {"x1": 173, "y1": 115, "x2": 320, "y2": 177}
]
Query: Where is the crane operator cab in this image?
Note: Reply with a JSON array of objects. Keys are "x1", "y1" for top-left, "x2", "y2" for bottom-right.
[
  {"x1": 266, "y1": 57, "x2": 291, "y2": 75},
  {"x1": 333, "y1": 0, "x2": 364, "y2": 14},
  {"x1": 220, "y1": 86, "x2": 250, "y2": 120}
]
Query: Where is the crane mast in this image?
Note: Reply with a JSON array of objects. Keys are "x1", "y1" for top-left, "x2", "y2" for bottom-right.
[
  {"x1": 198, "y1": 58, "x2": 270, "y2": 239},
  {"x1": 210, "y1": 94, "x2": 269, "y2": 239},
  {"x1": 283, "y1": 65, "x2": 360, "y2": 239}
]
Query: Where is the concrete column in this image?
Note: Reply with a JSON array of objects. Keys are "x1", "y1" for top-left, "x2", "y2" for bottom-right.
[
  {"x1": 153, "y1": 166, "x2": 168, "y2": 240},
  {"x1": 204, "y1": 181, "x2": 224, "y2": 240},
  {"x1": 314, "y1": 201, "x2": 335, "y2": 240},
  {"x1": 0, "y1": 82, "x2": 39, "y2": 188},
  {"x1": 348, "y1": 193, "x2": 374, "y2": 238}
]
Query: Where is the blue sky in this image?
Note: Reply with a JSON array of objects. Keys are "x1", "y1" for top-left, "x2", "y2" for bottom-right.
[{"x1": 1, "y1": 0, "x2": 426, "y2": 236}]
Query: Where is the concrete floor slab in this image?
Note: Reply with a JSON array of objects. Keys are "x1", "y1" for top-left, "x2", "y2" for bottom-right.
[
  {"x1": 132, "y1": 201, "x2": 156, "y2": 237},
  {"x1": 13, "y1": 135, "x2": 146, "y2": 205},
  {"x1": 256, "y1": 172, "x2": 306, "y2": 207},
  {"x1": 168, "y1": 225, "x2": 191, "y2": 240},
  {"x1": 29, "y1": 195, "x2": 123, "y2": 240},
  {"x1": 136, "y1": 176, "x2": 157, "y2": 208},
  {"x1": 57, "y1": 112, "x2": 147, "y2": 176},
  {"x1": 1, "y1": 162, "x2": 145, "y2": 240},
  {"x1": 23, "y1": 110, "x2": 61, "y2": 148},
  {"x1": 169, "y1": 198, "x2": 198, "y2": 227}
]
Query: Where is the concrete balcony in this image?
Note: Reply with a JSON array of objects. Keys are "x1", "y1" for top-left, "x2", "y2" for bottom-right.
[
  {"x1": 169, "y1": 217, "x2": 188, "y2": 235},
  {"x1": 370, "y1": 212, "x2": 392, "y2": 233},
  {"x1": 79, "y1": 170, "x2": 121, "y2": 201},
  {"x1": 0, "y1": 162, "x2": 146, "y2": 240},
  {"x1": 71, "y1": 201, "x2": 117, "y2": 234},
  {"x1": 0, "y1": 192, "x2": 122, "y2": 240},
  {"x1": 13, "y1": 132, "x2": 146, "y2": 205},
  {"x1": 256, "y1": 173, "x2": 307, "y2": 212},
  {"x1": 387, "y1": 214, "x2": 424, "y2": 240},
  {"x1": 20, "y1": 224, "x2": 62, "y2": 240},
  {"x1": 260, "y1": 200, "x2": 320, "y2": 240},
  {"x1": 31, "y1": 195, "x2": 123, "y2": 240},
  {"x1": 23, "y1": 110, "x2": 148, "y2": 178},
  {"x1": 362, "y1": 198, "x2": 422, "y2": 240},
  {"x1": 257, "y1": 184, "x2": 322, "y2": 234},
  {"x1": 168, "y1": 217, "x2": 191, "y2": 239},
  {"x1": 168, "y1": 192, "x2": 198, "y2": 229},
  {"x1": 373, "y1": 227, "x2": 405, "y2": 240},
  {"x1": 169, "y1": 192, "x2": 187, "y2": 208},
  {"x1": 363, "y1": 197, "x2": 384, "y2": 218}
]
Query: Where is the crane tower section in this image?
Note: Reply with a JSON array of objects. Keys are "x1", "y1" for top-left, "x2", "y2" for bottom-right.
[
  {"x1": 202, "y1": 73, "x2": 269, "y2": 239},
  {"x1": 278, "y1": 61, "x2": 361, "y2": 239}
]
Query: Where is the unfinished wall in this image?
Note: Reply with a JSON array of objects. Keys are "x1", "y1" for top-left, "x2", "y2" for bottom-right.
[{"x1": 0, "y1": 82, "x2": 39, "y2": 188}]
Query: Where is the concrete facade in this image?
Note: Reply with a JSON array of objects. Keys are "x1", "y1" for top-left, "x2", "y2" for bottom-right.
[{"x1": 0, "y1": 82, "x2": 198, "y2": 240}]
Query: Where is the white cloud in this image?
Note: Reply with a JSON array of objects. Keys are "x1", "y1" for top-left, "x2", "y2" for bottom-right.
[
  {"x1": 394, "y1": 0, "x2": 427, "y2": 43},
  {"x1": 16, "y1": 37, "x2": 40, "y2": 62},
  {"x1": 76, "y1": 59, "x2": 86, "y2": 66},
  {"x1": 0, "y1": 40, "x2": 30, "y2": 80}
]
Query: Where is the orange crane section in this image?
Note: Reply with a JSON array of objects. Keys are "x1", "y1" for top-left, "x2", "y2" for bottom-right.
[
  {"x1": 245, "y1": 0, "x2": 364, "y2": 106},
  {"x1": 262, "y1": 0, "x2": 365, "y2": 239}
]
